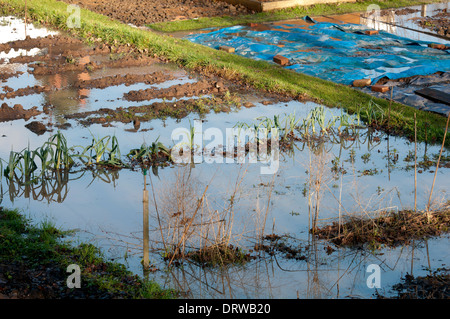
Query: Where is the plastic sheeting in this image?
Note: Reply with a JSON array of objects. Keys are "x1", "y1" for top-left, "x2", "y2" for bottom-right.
[{"x1": 186, "y1": 18, "x2": 450, "y2": 86}]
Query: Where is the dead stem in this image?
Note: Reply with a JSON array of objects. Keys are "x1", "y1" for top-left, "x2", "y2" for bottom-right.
[{"x1": 426, "y1": 114, "x2": 450, "y2": 219}]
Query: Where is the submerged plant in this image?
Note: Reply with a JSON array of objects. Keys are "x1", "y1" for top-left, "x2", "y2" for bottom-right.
[
  {"x1": 2, "y1": 132, "x2": 75, "y2": 183},
  {"x1": 77, "y1": 134, "x2": 126, "y2": 168},
  {"x1": 128, "y1": 138, "x2": 171, "y2": 164},
  {"x1": 45, "y1": 131, "x2": 75, "y2": 170}
]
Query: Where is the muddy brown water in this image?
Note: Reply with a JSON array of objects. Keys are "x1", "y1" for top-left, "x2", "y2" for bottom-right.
[{"x1": 0, "y1": 16, "x2": 449, "y2": 299}]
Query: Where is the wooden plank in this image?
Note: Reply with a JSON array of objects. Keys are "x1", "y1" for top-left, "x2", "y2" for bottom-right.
[
  {"x1": 219, "y1": 0, "x2": 262, "y2": 12},
  {"x1": 261, "y1": 0, "x2": 356, "y2": 12},
  {"x1": 415, "y1": 88, "x2": 450, "y2": 106},
  {"x1": 220, "y1": 0, "x2": 356, "y2": 12}
]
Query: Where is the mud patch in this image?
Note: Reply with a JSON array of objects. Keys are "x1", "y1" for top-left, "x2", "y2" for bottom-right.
[
  {"x1": 165, "y1": 244, "x2": 257, "y2": 267},
  {"x1": 312, "y1": 208, "x2": 450, "y2": 249},
  {"x1": 411, "y1": 9, "x2": 450, "y2": 38},
  {"x1": 73, "y1": 71, "x2": 177, "y2": 89},
  {"x1": 25, "y1": 121, "x2": 48, "y2": 135},
  {"x1": 254, "y1": 234, "x2": 308, "y2": 261},
  {"x1": 0, "y1": 103, "x2": 41, "y2": 122},
  {"x1": 0, "y1": 85, "x2": 50, "y2": 100},
  {"x1": 379, "y1": 268, "x2": 450, "y2": 299},
  {"x1": 124, "y1": 79, "x2": 228, "y2": 101},
  {"x1": 60, "y1": 0, "x2": 253, "y2": 26},
  {"x1": 65, "y1": 92, "x2": 242, "y2": 126}
]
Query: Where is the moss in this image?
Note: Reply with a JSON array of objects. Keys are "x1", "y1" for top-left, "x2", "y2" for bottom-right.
[{"x1": 0, "y1": 207, "x2": 177, "y2": 298}]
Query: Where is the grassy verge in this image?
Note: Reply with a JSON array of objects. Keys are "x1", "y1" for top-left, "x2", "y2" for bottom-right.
[
  {"x1": 0, "y1": 207, "x2": 176, "y2": 298},
  {"x1": 0, "y1": 0, "x2": 449, "y2": 145},
  {"x1": 149, "y1": 0, "x2": 444, "y2": 32}
]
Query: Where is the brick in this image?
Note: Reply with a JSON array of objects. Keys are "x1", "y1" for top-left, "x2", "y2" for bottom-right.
[
  {"x1": 219, "y1": 45, "x2": 235, "y2": 53},
  {"x1": 371, "y1": 85, "x2": 390, "y2": 93},
  {"x1": 365, "y1": 30, "x2": 379, "y2": 35},
  {"x1": 352, "y1": 79, "x2": 371, "y2": 87},
  {"x1": 273, "y1": 55, "x2": 289, "y2": 66},
  {"x1": 428, "y1": 43, "x2": 446, "y2": 50}
]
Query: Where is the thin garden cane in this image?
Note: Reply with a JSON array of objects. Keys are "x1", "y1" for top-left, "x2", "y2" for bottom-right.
[
  {"x1": 414, "y1": 113, "x2": 417, "y2": 213},
  {"x1": 426, "y1": 113, "x2": 450, "y2": 221},
  {"x1": 24, "y1": 0, "x2": 27, "y2": 38},
  {"x1": 387, "y1": 86, "x2": 393, "y2": 133}
]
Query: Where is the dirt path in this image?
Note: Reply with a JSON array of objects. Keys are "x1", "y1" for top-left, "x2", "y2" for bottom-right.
[{"x1": 61, "y1": 0, "x2": 253, "y2": 26}]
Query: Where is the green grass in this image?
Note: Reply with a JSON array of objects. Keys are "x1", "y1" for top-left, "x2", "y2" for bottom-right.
[
  {"x1": 149, "y1": 0, "x2": 444, "y2": 32},
  {"x1": 0, "y1": 0, "x2": 448, "y2": 146},
  {"x1": 0, "y1": 207, "x2": 176, "y2": 298}
]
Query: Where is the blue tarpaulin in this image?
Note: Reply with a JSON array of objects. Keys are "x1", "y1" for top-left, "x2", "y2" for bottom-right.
[{"x1": 186, "y1": 20, "x2": 450, "y2": 85}]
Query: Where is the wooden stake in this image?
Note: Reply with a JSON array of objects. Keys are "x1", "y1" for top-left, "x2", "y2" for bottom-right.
[
  {"x1": 24, "y1": 0, "x2": 28, "y2": 38},
  {"x1": 388, "y1": 86, "x2": 393, "y2": 133},
  {"x1": 143, "y1": 172, "x2": 149, "y2": 276}
]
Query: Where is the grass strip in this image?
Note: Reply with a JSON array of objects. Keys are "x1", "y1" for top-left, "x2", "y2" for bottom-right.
[
  {"x1": 0, "y1": 207, "x2": 176, "y2": 298},
  {"x1": 149, "y1": 0, "x2": 444, "y2": 32},
  {"x1": 0, "y1": 0, "x2": 449, "y2": 145}
]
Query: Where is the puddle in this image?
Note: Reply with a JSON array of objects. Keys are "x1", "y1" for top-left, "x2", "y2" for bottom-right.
[
  {"x1": 0, "y1": 16, "x2": 59, "y2": 43},
  {"x1": 1, "y1": 15, "x2": 450, "y2": 300}
]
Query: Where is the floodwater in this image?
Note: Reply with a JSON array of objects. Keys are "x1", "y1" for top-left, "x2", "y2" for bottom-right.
[{"x1": 0, "y1": 15, "x2": 449, "y2": 299}]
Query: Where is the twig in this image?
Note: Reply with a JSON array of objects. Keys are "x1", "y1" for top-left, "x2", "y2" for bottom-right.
[{"x1": 426, "y1": 113, "x2": 450, "y2": 219}]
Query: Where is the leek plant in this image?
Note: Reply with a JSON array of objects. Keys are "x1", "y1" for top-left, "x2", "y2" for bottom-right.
[{"x1": 77, "y1": 134, "x2": 126, "y2": 168}]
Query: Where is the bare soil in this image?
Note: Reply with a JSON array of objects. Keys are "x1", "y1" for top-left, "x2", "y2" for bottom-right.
[
  {"x1": 312, "y1": 209, "x2": 450, "y2": 248},
  {"x1": 411, "y1": 9, "x2": 450, "y2": 38},
  {"x1": 0, "y1": 30, "x2": 290, "y2": 131},
  {"x1": 378, "y1": 268, "x2": 450, "y2": 299},
  {"x1": 0, "y1": 103, "x2": 41, "y2": 122},
  {"x1": 123, "y1": 79, "x2": 227, "y2": 101},
  {"x1": 73, "y1": 72, "x2": 178, "y2": 89},
  {"x1": 61, "y1": 0, "x2": 254, "y2": 26},
  {"x1": 0, "y1": 262, "x2": 118, "y2": 299}
]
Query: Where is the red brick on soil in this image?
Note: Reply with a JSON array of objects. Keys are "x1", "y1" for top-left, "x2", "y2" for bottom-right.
[
  {"x1": 371, "y1": 85, "x2": 390, "y2": 93},
  {"x1": 273, "y1": 55, "x2": 289, "y2": 66}
]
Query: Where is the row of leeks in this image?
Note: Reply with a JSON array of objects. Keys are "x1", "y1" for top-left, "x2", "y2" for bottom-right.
[
  {"x1": 234, "y1": 101, "x2": 386, "y2": 141},
  {"x1": 0, "y1": 131, "x2": 172, "y2": 186}
]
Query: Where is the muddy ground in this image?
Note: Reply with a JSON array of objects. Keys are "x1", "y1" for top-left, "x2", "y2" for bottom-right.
[
  {"x1": 0, "y1": 261, "x2": 119, "y2": 299},
  {"x1": 379, "y1": 268, "x2": 450, "y2": 299},
  {"x1": 61, "y1": 0, "x2": 254, "y2": 26},
  {"x1": 411, "y1": 8, "x2": 450, "y2": 37},
  {"x1": 0, "y1": 30, "x2": 290, "y2": 134}
]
